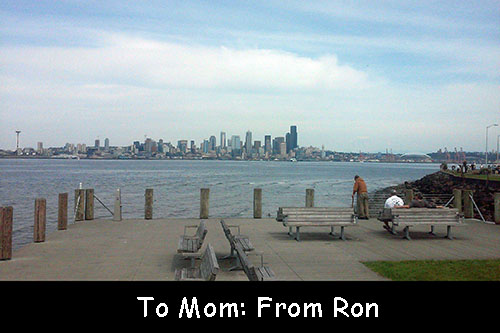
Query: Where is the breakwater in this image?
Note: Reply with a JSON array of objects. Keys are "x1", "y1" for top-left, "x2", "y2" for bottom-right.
[{"x1": 375, "y1": 171, "x2": 499, "y2": 223}]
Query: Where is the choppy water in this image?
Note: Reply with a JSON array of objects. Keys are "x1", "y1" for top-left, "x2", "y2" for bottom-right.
[{"x1": 0, "y1": 159, "x2": 439, "y2": 249}]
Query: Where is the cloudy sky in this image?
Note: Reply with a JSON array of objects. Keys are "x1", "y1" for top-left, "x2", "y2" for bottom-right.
[{"x1": 1, "y1": 1, "x2": 499, "y2": 153}]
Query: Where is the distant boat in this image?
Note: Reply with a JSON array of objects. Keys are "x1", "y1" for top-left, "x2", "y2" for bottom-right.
[{"x1": 290, "y1": 158, "x2": 297, "y2": 162}]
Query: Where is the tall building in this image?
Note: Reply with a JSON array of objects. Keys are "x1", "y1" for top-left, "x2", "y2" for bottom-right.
[
  {"x1": 190, "y1": 140, "x2": 196, "y2": 153},
  {"x1": 230, "y1": 135, "x2": 241, "y2": 152},
  {"x1": 144, "y1": 138, "x2": 154, "y2": 153},
  {"x1": 104, "y1": 138, "x2": 110, "y2": 151},
  {"x1": 264, "y1": 135, "x2": 271, "y2": 154},
  {"x1": 209, "y1": 136, "x2": 216, "y2": 151},
  {"x1": 245, "y1": 131, "x2": 252, "y2": 154},
  {"x1": 37, "y1": 142, "x2": 43, "y2": 154},
  {"x1": 285, "y1": 132, "x2": 291, "y2": 153},
  {"x1": 220, "y1": 132, "x2": 226, "y2": 148},
  {"x1": 177, "y1": 140, "x2": 188, "y2": 153},
  {"x1": 273, "y1": 137, "x2": 284, "y2": 155},
  {"x1": 290, "y1": 125, "x2": 298, "y2": 150},
  {"x1": 94, "y1": 139, "x2": 100, "y2": 149}
]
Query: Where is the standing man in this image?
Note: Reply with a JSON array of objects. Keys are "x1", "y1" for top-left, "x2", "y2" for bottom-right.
[{"x1": 353, "y1": 175, "x2": 369, "y2": 219}]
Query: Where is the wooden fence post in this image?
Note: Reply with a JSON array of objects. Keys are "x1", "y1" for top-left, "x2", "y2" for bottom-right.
[
  {"x1": 306, "y1": 189, "x2": 314, "y2": 207},
  {"x1": 145, "y1": 189, "x2": 153, "y2": 220},
  {"x1": 85, "y1": 189, "x2": 94, "y2": 220},
  {"x1": 74, "y1": 189, "x2": 85, "y2": 221},
  {"x1": 34, "y1": 198, "x2": 46, "y2": 243},
  {"x1": 253, "y1": 188, "x2": 262, "y2": 219},
  {"x1": 200, "y1": 188, "x2": 209, "y2": 219},
  {"x1": 494, "y1": 193, "x2": 500, "y2": 224},
  {"x1": 0, "y1": 206, "x2": 13, "y2": 260},
  {"x1": 58, "y1": 193, "x2": 68, "y2": 230},
  {"x1": 463, "y1": 190, "x2": 474, "y2": 218},
  {"x1": 113, "y1": 189, "x2": 122, "y2": 221},
  {"x1": 452, "y1": 189, "x2": 462, "y2": 212}
]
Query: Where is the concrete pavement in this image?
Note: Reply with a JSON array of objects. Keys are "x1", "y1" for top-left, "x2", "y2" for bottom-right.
[{"x1": 1, "y1": 217, "x2": 499, "y2": 280}]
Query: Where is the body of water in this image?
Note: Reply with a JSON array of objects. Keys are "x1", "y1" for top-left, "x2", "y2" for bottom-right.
[{"x1": 0, "y1": 159, "x2": 440, "y2": 249}]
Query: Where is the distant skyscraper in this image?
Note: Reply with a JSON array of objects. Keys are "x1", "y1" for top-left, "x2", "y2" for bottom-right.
[
  {"x1": 290, "y1": 125, "x2": 298, "y2": 150},
  {"x1": 231, "y1": 135, "x2": 241, "y2": 151},
  {"x1": 220, "y1": 132, "x2": 226, "y2": 148},
  {"x1": 190, "y1": 140, "x2": 195, "y2": 153},
  {"x1": 177, "y1": 140, "x2": 188, "y2": 153},
  {"x1": 285, "y1": 132, "x2": 291, "y2": 153},
  {"x1": 273, "y1": 137, "x2": 284, "y2": 155},
  {"x1": 104, "y1": 138, "x2": 110, "y2": 151},
  {"x1": 264, "y1": 135, "x2": 271, "y2": 153},
  {"x1": 37, "y1": 142, "x2": 43, "y2": 154},
  {"x1": 209, "y1": 135, "x2": 216, "y2": 151},
  {"x1": 144, "y1": 138, "x2": 154, "y2": 153},
  {"x1": 94, "y1": 139, "x2": 100, "y2": 149},
  {"x1": 245, "y1": 131, "x2": 252, "y2": 154}
]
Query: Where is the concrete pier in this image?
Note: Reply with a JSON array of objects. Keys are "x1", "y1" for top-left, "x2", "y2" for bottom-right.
[{"x1": 1, "y1": 215, "x2": 499, "y2": 281}]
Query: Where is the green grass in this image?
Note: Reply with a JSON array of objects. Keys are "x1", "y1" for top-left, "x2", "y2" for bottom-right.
[
  {"x1": 363, "y1": 259, "x2": 500, "y2": 281},
  {"x1": 441, "y1": 169, "x2": 500, "y2": 181}
]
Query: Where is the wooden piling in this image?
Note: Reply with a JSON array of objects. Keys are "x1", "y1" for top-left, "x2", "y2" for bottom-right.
[
  {"x1": 253, "y1": 188, "x2": 262, "y2": 219},
  {"x1": 452, "y1": 189, "x2": 462, "y2": 212},
  {"x1": 74, "y1": 189, "x2": 85, "y2": 221},
  {"x1": 145, "y1": 189, "x2": 153, "y2": 220},
  {"x1": 200, "y1": 188, "x2": 209, "y2": 219},
  {"x1": 404, "y1": 189, "x2": 414, "y2": 205},
  {"x1": 494, "y1": 193, "x2": 500, "y2": 224},
  {"x1": 0, "y1": 206, "x2": 13, "y2": 260},
  {"x1": 34, "y1": 198, "x2": 46, "y2": 243},
  {"x1": 306, "y1": 189, "x2": 314, "y2": 207},
  {"x1": 58, "y1": 193, "x2": 68, "y2": 230},
  {"x1": 85, "y1": 189, "x2": 94, "y2": 220},
  {"x1": 113, "y1": 189, "x2": 122, "y2": 221},
  {"x1": 463, "y1": 189, "x2": 474, "y2": 219}
]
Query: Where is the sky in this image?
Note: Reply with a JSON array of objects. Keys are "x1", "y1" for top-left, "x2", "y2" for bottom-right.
[{"x1": 0, "y1": 1, "x2": 499, "y2": 153}]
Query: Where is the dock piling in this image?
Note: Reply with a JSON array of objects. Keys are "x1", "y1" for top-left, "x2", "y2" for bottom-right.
[
  {"x1": 253, "y1": 188, "x2": 262, "y2": 219},
  {"x1": 145, "y1": 189, "x2": 153, "y2": 220},
  {"x1": 452, "y1": 189, "x2": 462, "y2": 212},
  {"x1": 58, "y1": 193, "x2": 68, "y2": 230},
  {"x1": 85, "y1": 189, "x2": 94, "y2": 220},
  {"x1": 113, "y1": 189, "x2": 122, "y2": 221},
  {"x1": 463, "y1": 190, "x2": 474, "y2": 218},
  {"x1": 0, "y1": 206, "x2": 13, "y2": 260},
  {"x1": 74, "y1": 189, "x2": 85, "y2": 221},
  {"x1": 200, "y1": 188, "x2": 209, "y2": 219},
  {"x1": 34, "y1": 198, "x2": 46, "y2": 243},
  {"x1": 306, "y1": 189, "x2": 314, "y2": 207}
]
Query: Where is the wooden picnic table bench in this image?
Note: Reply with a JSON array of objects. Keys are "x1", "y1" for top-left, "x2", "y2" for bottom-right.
[
  {"x1": 177, "y1": 220, "x2": 208, "y2": 267},
  {"x1": 234, "y1": 243, "x2": 276, "y2": 281},
  {"x1": 175, "y1": 244, "x2": 219, "y2": 281},
  {"x1": 378, "y1": 207, "x2": 463, "y2": 240},
  {"x1": 277, "y1": 207, "x2": 358, "y2": 241},
  {"x1": 220, "y1": 219, "x2": 255, "y2": 270}
]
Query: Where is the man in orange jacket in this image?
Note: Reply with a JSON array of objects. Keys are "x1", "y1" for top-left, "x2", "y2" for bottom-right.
[{"x1": 352, "y1": 175, "x2": 369, "y2": 219}]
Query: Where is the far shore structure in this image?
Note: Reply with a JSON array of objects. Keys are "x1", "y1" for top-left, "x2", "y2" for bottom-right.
[{"x1": 1, "y1": 170, "x2": 500, "y2": 280}]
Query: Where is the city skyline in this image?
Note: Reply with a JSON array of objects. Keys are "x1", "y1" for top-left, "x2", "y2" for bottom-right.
[{"x1": 1, "y1": 1, "x2": 499, "y2": 152}]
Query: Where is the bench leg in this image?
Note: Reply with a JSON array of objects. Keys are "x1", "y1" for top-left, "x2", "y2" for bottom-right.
[
  {"x1": 288, "y1": 226, "x2": 293, "y2": 237},
  {"x1": 403, "y1": 226, "x2": 411, "y2": 240},
  {"x1": 329, "y1": 226, "x2": 335, "y2": 236},
  {"x1": 229, "y1": 256, "x2": 243, "y2": 271},
  {"x1": 295, "y1": 227, "x2": 300, "y2": 242},
  {"x1": 446, "y1": 226, "x2": 453, "y2": 240},
  {"x1": 429, "y1": 225, "x2": 436, "y2": 236},
  {"x1": 339, "y1": 226, "x2": 346, "y2": 241},
  {"x1": 390, "y1": 224, "x2": 397, "y2": 235}
]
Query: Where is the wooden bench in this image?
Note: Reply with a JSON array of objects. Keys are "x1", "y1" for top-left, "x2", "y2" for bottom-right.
[
  {"x1": 220, "y1": 219, "x2": 255, "y2": 270},
  {"x1": 177, "y1": 220, "x2": 208, "y2": 267},
  {"x1": 234, "y1": 243, "x2": 276, "y2": 281},
  {"x1": 175, "y1": 244, "x2": 219, "y2": 281},
  {"x1": 277, "y1": 207, "x2": 358, "y2": 241},
  {"x1": 380, "y1": 207, "x2": 463, "y2": 240}
]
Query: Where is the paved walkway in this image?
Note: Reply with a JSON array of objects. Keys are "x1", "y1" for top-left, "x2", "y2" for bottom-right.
[{"x1": 1, "y1": 217, "x2": 499, "y2": 280}]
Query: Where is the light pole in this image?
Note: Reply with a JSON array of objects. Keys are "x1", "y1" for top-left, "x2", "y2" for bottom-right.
[
  {"x1": 486, "y1": 123, "x2": 498, "y2": 165},
  {"x1": 497, "y1": 134, "x2": 500, "y2": 164}
]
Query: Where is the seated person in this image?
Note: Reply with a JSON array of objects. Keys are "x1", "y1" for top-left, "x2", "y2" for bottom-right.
[{"x1": 381, "y1": 189, "x2": 404, "y2": 230}]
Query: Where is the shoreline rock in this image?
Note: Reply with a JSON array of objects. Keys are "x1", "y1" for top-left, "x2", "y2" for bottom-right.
[{"x1": 374, "y1": 171, "x2": 499, "y2": 223}]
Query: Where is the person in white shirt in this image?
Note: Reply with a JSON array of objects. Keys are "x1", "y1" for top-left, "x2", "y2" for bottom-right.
[
  {"x1": 382, "y1": 190, "x2": 404, "y2": 230},
  {"x1": 384, "y1": 190, "x2": 404, "y2": 208}
]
